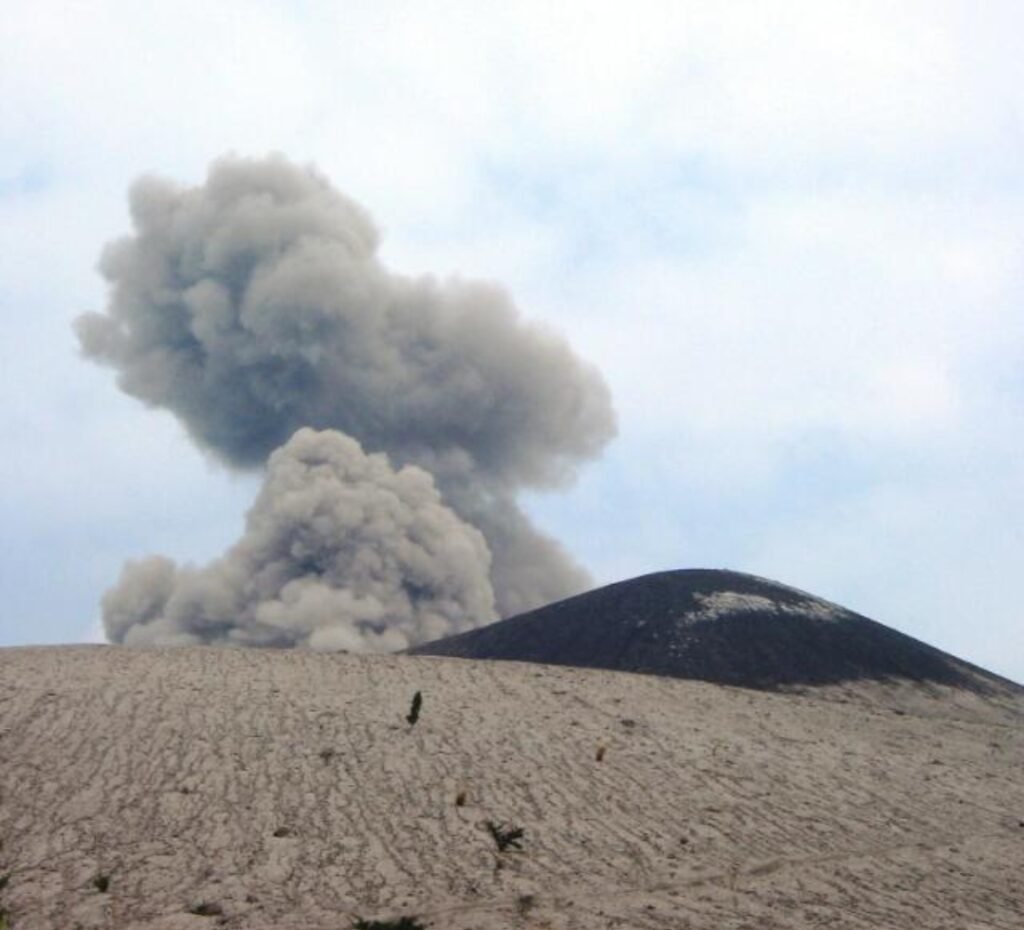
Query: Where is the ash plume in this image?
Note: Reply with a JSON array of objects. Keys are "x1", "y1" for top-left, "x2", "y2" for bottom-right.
[
  {"x1": 77, "y1": 154, "x2": 615, "y2": 648},
  {"x1": 102, "y1": 429, "x2": 496, "y2": 651}
]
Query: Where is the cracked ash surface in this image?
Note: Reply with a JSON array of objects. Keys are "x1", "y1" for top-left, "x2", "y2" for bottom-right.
[{"x1": 0, "y1": 645, "x2": 1022, "y2": 929}]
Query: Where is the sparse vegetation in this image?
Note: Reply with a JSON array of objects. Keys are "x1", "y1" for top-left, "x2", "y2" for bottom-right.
[
  {"x1": 486, "y1": 820, "x2": 525, "y2": 852},
  {"x1": 92, "y1": 873, "x2": 110, "y2": 893},
  {"x1": 406, "y1": 691, "x2": 423, "y2": 726},
  {"x1": 0, "y1": 872, "x2": 8, "y2": 930},
  {"x1": 516, "y1": 893, "x2": 537, "y2": 917},
  {"x1": 353, "y1": 917, "x2": 426, "y2": 930}
]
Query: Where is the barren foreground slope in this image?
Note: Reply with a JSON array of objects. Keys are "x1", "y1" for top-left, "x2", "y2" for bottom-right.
[{"x1": 1, "y1": 646, "x2": 1022, "y2": 929}]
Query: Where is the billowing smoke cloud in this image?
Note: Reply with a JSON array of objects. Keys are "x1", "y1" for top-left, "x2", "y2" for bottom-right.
[
  {"x1": 102, "y1": 429, "x2": 496, "y2": 651},
  {"x1": 77, "y1": 154, "x2": 616, "y2": 649}
]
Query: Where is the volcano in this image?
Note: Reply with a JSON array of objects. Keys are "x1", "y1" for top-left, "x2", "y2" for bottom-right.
[
  {"x1": 2, "y1": 575, "x2": 1022, "y2": 928},
  {"x1": 410, "y1": 569, "x2": 1021, "y2": 693}
]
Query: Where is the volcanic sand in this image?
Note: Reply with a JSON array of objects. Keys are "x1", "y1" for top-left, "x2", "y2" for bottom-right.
[{"x1": 1, "y1": 646, "x2": 1022, "y2": 929}]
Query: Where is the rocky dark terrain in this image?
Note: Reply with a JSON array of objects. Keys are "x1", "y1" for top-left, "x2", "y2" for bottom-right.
[{"x1": 411, "y1": 569, "x2": 1023, "y2": 694}]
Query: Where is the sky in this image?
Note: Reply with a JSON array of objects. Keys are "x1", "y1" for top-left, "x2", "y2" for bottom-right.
[{"x1": 1, "y1": 1, "x2": 1022, "y2": 680}]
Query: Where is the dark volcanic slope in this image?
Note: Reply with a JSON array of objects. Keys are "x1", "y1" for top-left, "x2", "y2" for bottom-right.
[{"x1": 411, "y1": 569, "x2": 1021, "y2": 693}]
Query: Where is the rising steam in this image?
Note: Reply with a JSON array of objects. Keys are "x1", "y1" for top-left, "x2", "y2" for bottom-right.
[{"x1": 77, "y1": 154, "x2": 616, "y2": 650}]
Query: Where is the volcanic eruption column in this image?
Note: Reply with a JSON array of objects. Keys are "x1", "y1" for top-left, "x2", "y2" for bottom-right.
[{"x1": 76, "y1": 155, "x2": 616, "y2": 651}]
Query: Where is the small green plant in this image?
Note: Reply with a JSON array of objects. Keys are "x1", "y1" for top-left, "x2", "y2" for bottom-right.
[
  {"x1": 0, "y1": 873, "x2": 9, "y2": 930},
  {"x1": 92, "y1": 873, "x2": 110, "y2": 893},
  {"x1": 353, "y1": 917, "x2": 426, "y2": 930},
  {"x1": 516, "y1": 893, "x2": 537, "y2": 917},
  {"x1": 486, "y1": 820, "x2": 525, "y2": 852},
  {"x1": 406, "y1": 691, "x2": 423, "y2": 726}
]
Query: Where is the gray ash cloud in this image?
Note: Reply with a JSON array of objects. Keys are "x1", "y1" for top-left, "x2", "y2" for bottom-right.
[
  {"x1": 102, "y1": 429, "x2": 496, "y2": 650},
  {"x1": 77, "y1": 155, "x2": 615, "y2": 649}
]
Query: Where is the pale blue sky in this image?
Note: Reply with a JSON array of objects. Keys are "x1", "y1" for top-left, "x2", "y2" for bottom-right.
[{"x1": 2, "y1": 1, "x2": 1022, "y2": 680}]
